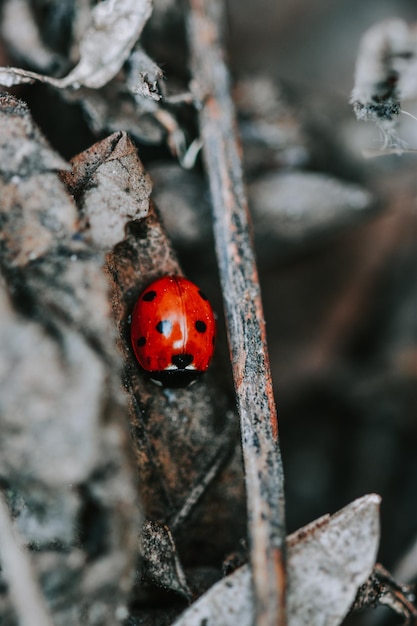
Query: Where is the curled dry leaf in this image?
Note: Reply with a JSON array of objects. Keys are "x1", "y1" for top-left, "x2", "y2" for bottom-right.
[
  {"x1": 61, "y1": 0, "x2": 153, "y2": 89},
  {"x1": 0, "y1": 0, "x2": 153, "y2": 90},
  {"x1": 172, "y1": 494, "x2": 381, "y2": 626},
  {"x1": 0, "y1": 1, "x2": 187, "y2": 158},
  {"x1": 0, "y1": 93, "x2": 141, "y2": 625}
]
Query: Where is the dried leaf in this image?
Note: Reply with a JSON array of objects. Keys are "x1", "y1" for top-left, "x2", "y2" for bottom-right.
[
  {"x1": 56, "y1": 127, "x2": 246, "y2": 574},
  {"x1": 105, "y1": 197, "x2": 246, "y2": 568},
  {"x1": 0, "y1": 92, "x2": 141, "y2": 625},
  {"x1": 0, "y1": 0, "x2": 153, "y2": 90},
  {"x1": 141, "y1": 521, "x2": 192, "y2": 600},
  {"x1": 61, "y1": 0, "x2": 153, "y2": 89},
  {"x1": 65, "y1": 82, "x2": 166, "y2": 144},
  {"x1": 61, "y1": 131, "x2": 152, "y2": 249},
  {"x1": 172, "y1": 494, "x2": 381, "y2": 626},
  {"x1": 1, "y1": 0, "x2": 59, "y2": 72},
  {"x1": 127, "y1": 47, "x2": 165, "y2": 101}
]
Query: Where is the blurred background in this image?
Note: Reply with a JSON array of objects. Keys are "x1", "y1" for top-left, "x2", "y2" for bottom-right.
[
  {"x1": 227, "y1": 0, "x2": 417, "y2": 538},
  {"x1": 223, "y1": 2, "x2": 417, "y2": 622}
]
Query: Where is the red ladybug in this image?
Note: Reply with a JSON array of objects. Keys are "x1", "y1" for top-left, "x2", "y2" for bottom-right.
[{"x1": 131, "y1": 276, "x2": 216, "y2": 387}]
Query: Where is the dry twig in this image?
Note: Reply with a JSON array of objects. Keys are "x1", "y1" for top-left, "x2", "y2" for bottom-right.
[{"x1": 186, "y1": 1, "x2": 286, "y2": 624}]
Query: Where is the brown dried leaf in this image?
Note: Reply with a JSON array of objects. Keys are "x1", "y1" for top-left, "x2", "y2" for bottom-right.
[
  {"x1": 106, "y1": 205, "x2": 246, "y2": 566},
  {"x1": 102, "y1": 211, "x2": 245, "y2": 569},
  {"x1": 61, "y1": 131, "x2": 152, "y2": 249}
]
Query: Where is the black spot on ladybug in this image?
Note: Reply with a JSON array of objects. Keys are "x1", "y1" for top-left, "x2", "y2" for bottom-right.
[
  {"x1": 142, "y1": 290, "x2": 157, "y2": 301},
  {"x1": 156, "y1": 320, "x2": 173, "y2": 336},
  {"x1": 172, "y1": 354, "x2": 194, "y2": 369},
  {"x1": 195, "y1": 320, "x2": 207, "y2": 333},
  {"x1": 198, "y1": 290, "x2": 208, "y2": 300},
  {"x1": 136, "y1": 337, "x2": 146, "y2": 347}
]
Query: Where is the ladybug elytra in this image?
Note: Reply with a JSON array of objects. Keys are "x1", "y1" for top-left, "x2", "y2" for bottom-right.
[{"x1": 131, "y1": 276, "x2": 216, "y2": 387}]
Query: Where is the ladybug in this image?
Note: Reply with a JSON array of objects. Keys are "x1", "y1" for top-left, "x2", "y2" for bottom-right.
[{"x1": 131, "y1": 275, "x2": 216, "y2": 387}]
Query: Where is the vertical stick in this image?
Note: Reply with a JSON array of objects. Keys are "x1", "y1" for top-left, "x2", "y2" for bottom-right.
[{"x1": 186, "y1": 1, "x2": 287, "y2": 624}]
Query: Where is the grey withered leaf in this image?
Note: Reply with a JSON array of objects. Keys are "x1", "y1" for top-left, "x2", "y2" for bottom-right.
[
  {"x1": 0, "y1": 93, "x2": 141, "y2": 624},
  {"x1": 141, "y1": 520, "x2": 192, "y2": 600},
  {"x1": 0, "y1": 0, "x2": 153, "y2": 90},
  {"x1": 61, "y1": 131, "x2": 152, "y2": 250},
  {"x1": 172, "y1": 494, "x2": 381, "y2": 626}
]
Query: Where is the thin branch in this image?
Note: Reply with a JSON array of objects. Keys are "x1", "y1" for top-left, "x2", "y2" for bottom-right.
[
  {"x1": 0, "y1": 491, "x2": 54, "y2": 626},
  {"x1": 186, "y1": 1, "x2": 286, "y2": 625}
]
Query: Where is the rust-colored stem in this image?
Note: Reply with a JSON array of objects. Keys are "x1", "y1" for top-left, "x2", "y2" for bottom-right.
[{"x1": 186, "y1": 1, "x2": 287, "y2": 624}]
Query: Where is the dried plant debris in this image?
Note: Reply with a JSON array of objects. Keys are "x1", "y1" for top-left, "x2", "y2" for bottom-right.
[
  {"x1": 350, "y1": 19, "x2": 417, "y2": 148},
  {"x1": 61, "y1": 130, "x2": 152, "y2": 249},
  {"x1": 141, "y1": 520, "x2": 193, "y2": 601},
  {"x1": 352, "y1": 563, "x2": 417, "y2": 624},
  {"x1": 0, "y1": 0, "x2": 190, "y2": 153},
  {"x1": 0, "y1": 93, "x2": 141, "y2": 624},
  {"x1": 171, "y1": 494, "x2": 381, "y2": 626},
  {"x1": 0, "y1": 0, "x2": 153, "y2": 90}
]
